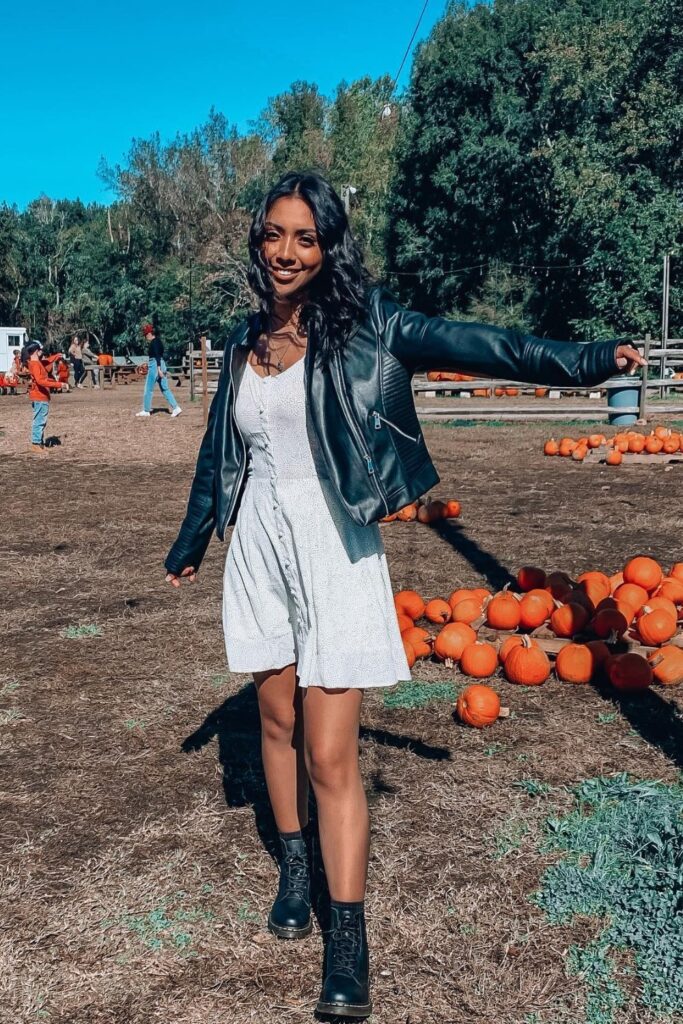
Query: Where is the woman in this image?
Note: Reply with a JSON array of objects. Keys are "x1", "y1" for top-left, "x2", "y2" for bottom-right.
[
  {"x1": 23, "y1": 341, "x2": 69, "y2": 455},
  {"x1": 136, "y1": 323, "x2": 182, "y2": 418},
  {"x1": 164, "y1": 171, "x2": 643, "y2": 1018},
  {"x1": 68, "y1": 334, "x2": 85, "y2": 388},
  {"x1": 81, "y1": 337, "x2": 101, "y2": 389}
]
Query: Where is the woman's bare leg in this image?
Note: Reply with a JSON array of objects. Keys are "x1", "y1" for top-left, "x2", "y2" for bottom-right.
[
  {"x1": 302, "y1": 687, "x2": 368, "y2": 901},
  {"x1": 254, "y1": 664, "x2": 309, "y2": 833}
]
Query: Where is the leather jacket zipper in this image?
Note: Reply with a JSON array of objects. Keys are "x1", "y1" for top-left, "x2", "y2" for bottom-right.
[
  {"x1": 371, "y1": 410, "x2": 420, "y2": 444},
  {"x1": 221, "y1": 349, "x2": 247, "y2": 534},
  {"x1": 334, "y1": 357, "x2": 390, "y2": 516}
]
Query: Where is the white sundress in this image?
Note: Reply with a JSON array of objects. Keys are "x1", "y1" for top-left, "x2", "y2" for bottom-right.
[{"x1": 221, "y1": 356, "x2": 412, "y2": 689}]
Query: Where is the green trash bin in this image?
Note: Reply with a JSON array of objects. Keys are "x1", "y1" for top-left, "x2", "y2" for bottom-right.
[{"x1": 605, "y1": 376, "x2": 640, "y2": 426}]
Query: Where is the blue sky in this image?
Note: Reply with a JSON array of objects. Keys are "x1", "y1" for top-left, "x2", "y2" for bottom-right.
[{"x1": 2, "y1": 0, "x2": 447, "y2": 208}]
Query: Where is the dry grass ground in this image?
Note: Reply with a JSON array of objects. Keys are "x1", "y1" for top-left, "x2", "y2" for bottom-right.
[{"x1": 1, "y1": 382, "x2": 681, "y2": 1024}]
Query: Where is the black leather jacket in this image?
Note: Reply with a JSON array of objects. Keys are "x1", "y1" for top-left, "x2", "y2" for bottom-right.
[{"x1": 165, "y1": 286, "x2": 621, "y2": 575}]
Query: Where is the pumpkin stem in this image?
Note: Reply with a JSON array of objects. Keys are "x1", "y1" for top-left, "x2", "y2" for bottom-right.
[{"x1": 649, "y1": 654, "x2": 664, "y2": 669}]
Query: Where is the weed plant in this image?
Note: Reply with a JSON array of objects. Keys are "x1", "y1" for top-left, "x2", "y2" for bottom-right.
[
  {"x1": 383, "y1": 679, "x2": 457, "y2": 710},
  {"x1": 533, "y1": 774, "x2": 683, "y2": 1023}
]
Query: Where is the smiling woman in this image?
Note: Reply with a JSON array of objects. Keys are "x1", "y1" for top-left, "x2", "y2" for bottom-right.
[{"x1": 163, "y1": 169, "x2": 644, "y2": 1019}]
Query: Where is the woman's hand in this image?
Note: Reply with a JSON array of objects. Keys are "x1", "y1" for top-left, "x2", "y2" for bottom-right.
[
  {"x1": 165, "y1": 566, "x2": 197, "y2": 588},
  {"x1": 615, "y1": 344, "x2": 647, "y2": 375}
]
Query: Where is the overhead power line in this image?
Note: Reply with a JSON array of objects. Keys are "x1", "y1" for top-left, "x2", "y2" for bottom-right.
[{"x1": 391, "y1": 0, "x2": 431, "y2": 93}]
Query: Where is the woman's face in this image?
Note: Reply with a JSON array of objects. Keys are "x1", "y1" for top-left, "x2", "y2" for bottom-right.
[{"x1": 262, "y1": 196, "x2": 324, "y2": 300}]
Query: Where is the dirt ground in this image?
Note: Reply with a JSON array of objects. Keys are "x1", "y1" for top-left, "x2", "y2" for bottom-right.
[{"x1": 1, "y1": 381, "x2": 681, "y2": 1024}]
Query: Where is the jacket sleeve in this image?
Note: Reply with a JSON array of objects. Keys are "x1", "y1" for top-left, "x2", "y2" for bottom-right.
[
  {"x1": 164, "y1": 384, "x2": 221, "y2": 576},
  {"x1": 380, "y1": 297, "x2": 621, "y2": 388}
]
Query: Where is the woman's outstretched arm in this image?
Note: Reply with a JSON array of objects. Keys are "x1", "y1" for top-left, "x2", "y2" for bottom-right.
[{"x1": 380, "y1": 295, "x2": 644, "y2": 386}]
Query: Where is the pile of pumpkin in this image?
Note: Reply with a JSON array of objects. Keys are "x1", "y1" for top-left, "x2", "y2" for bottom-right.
[
  {"x1": 543, "y1": 425, "x2": 683, "y2": 464},
  {"x1": 381, "y1": 497, "x2": 461, "y2": 524},
  {"x1": 396, "y1": 557, "x2": 683, "y2": 728},
  {"x1": 426, "y1": 372, "x2": 546, "y2": 399}
]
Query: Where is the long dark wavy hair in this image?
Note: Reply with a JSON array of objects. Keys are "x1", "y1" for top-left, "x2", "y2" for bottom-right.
[{"x1": 247, "y1": 171, "x2": 371, "y2": 367}]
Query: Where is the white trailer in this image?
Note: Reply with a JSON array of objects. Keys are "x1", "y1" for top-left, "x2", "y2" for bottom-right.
[{"x1": 0, "y1": 327, "x2": 28, "y2": 373}]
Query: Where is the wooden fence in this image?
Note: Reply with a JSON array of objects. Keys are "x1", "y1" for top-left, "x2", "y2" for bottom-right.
[{"x1": 188, "y1": 335, "x2": 683, "y2": 424}]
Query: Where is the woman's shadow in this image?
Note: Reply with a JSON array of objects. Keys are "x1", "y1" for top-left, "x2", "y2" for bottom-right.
[{"x1": 181, "y1": 682, "x2": 450, "y2": 934}]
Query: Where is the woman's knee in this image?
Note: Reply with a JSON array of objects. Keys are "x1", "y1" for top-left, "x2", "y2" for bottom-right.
[
  {"x1": 258, "y1": 690, "x2": 298, "y2": 745},
  {"x1": 304, "y1": 741, "x2": 358, "y2": 789}
]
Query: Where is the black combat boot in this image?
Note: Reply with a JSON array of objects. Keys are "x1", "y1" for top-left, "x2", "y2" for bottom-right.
[
  {"x1": 267, "y1": 831, "x2": 313, "y2": 939},
  {"x1": 316, "y1": 901, "x2": 372, "y2": 1018}
]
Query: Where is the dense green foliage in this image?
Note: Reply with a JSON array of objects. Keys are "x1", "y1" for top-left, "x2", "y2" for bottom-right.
[
  {"x1": 389, "y1": 0, "x2": 682, "y2": 339},
  {"x1": 534, "y1": 774, "x2": 683, "y2": 1022},
  {"x1": 0, "y1": 0, "x2": 680, "y2": 355}
]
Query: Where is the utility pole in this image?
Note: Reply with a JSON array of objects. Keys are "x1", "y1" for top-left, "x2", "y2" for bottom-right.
[{"x1": 661, "y1": 253, "x2": 671, "y2": 396}]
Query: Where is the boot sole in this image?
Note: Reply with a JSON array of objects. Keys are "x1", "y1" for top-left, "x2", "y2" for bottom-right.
[
  {"x1": 315, "y1": 998, "x2": 372, "y2": 1018},
  {"x1": 267, "y1": 914, "x2": 313, "y2": 940}
]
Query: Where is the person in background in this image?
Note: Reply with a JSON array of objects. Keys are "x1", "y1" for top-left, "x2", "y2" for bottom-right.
[
  {"x1": 22, "y1": 341, "x2": 68, "y2": 455},
  {"x1": 81, "y1": 337, "x2": 101, "y2": 389},
  {"x1": 5, "y1": 349, "x2": 22, "y2": 384},
  {"x1": 136, "y1": 323, "x2": 182, "y2": 418},
  {"x1": 68, "y1": 334, "x2": 85, "y2": 388}
]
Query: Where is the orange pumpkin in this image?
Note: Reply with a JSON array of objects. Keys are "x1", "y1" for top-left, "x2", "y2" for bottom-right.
[
  {"x1": 555, "y1": 643, "x2": 597, "y2": 684},
  {"x1": 518, "y1": 592, "x2": 551, "y2": 630},
  {"x1": 396, "y1": 503, "x2": 418, "y2": 522},
  {"x1": 433, "y1": 622, "x2": 477, "y2": 663},
  {"x1": 460, "y1": 641, "x2": 499, "y2": 678},
  {"x1": 517, "y1": 566, "x2": 547, "y2": 592},
  {"x1": 656, "y1": 577, "x2": 683, "y2": 605},
  {"x1": 444, "y1": 500, "x2": 461, "y2": 518},
  {"x1": 577, "y1": 571, "x2": 611, "y2": 604},
  {"x1": 424, "y1": 598, "x2": 452, "y2": 624},
  {"x1": 401, "y1": 626, "x2": 432, "y2": 659},
  {"x1": 396, "y1": 612, "x2": 414, "y2": 632},
  {"x1": 628, "y1": 434, "x2": 646, "y2": 453},
  {"x1": 535, "y1": 388, "x2": 548, "y2": 398},
  {"x1": 608, "y1": 652, "x2": 653, "y2": 692},
  {"x1": 637, "y1": 596, "x2": 678, "y2": 622},
  {"x1": 494, "y1": 386, "x2": 505, "y2": 397},
  {"x1": 486, "y1": 592, "x2": 521, "y2": 631},
  {"x1": 654, "y1": 425, "x2": 670, "y2": 440},
  {"x1": 402, "y1": 638, "x2": 416, "y2": 669},
  {"x1": 503, "y1": 635, "x2": 551, "y2": 685},
  {"x1": 394, "y1": 590, "x2": 425, "y2": 620},
  {"x1": 587, "y1": 434, "x2": 604, "y2": 449},
  {"x1": 525, "y1": 588, "x2": 555, "y2": 617},
  {"x1": 471, "y1": 587, "x2": 493, "y2": 603},
  {"x1": 452, "y1": 597, "x2": 483, "y2": 625},
  {"x1": 645, "y1": 436, "x2": 663, "y2": 454},
  {"x1": 455, "y1": 684, "x2": 502, "y2": 728},
  {"x1": 572, "y1": 444, "x2": 588, "y2": 462},
  {"x1": 609, "y1": 571, "x2": 624, "y2": 594},
  {"x1": 544, "y1": 439, "x2": 560, "y2": 456},
  {"x1": 505, "y1": 387, "x2": 519, "y2": 397},
  {"x1": 498, "y1": 634, "x2": 539, "y2": 665},
  {"x1": 558, "y1": 438, "x2": 576, "y2": 457},
  {"x1": 448, "y1": 588, "x2": 473, "y2": 610},
  {"x1": 662, "y1": 436, "x2": 680, "y2": 454},
  {"x1": 606, "y1": 450, "x2": 623, "y2": 466},
  {"x1": 623, "y1": 556, "x2": 663, "y2": 594},
  {"x1": 669, "y1": 562, "x2": 683, "y2": 583},
  {"x1": 613, "y1": 582, "x2": 649, "y2": 613},
  {"x1": 647, "y1": 646, "x2": 683, "y2": 686},
  {"x1": 550, "y1": 602, "x2": 590, "y2": 638},
  {"x1": 636, "y1": 607, "x2": 677, "y2": 646}
]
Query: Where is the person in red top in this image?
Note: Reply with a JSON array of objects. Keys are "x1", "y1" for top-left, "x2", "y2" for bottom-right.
[{"x1": 22, "y1": 341, "x2": 69, "y2": 455}]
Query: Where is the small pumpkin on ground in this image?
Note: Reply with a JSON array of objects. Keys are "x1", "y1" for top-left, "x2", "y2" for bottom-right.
[
  {"x1": 402, "y1": 638, "x2": 416, "y2": 669},
  {"x1": 503, "y1": 635, "x2": 551, "y2": 685},
  {"x1": 486, "y1": 591, "x2": 521, "y2": 631},
  {"x1": 518, "y1": 592, "x2": 551, "y2": 630},
  {"x1": 555, "y1": 643, "x2": 598, "y2": 684},
  {"x1": 424, "y1": 598, "x2": 452, "y2": 625},
  {"x1": 433, "y1": 622, "x2": 477, "y2": 664},
  {"x1": 396, "y1": 503, "x2": 418, "y2": 522},
  {"x1": 647, "y1": 646, "x2": 683, "y2": 686},
  {"x1": 550, "y1": 601, "x2": 590, "y2": 638},
  {"x1": 400, "y1": 626, "x2": 432, "y2": 659},
  {"x1": 452, "y1": 597, "x2": 483, "y2": 625},
  {"x1": 606, "y1": 450, "x2": 623, "y2": 466},
  {"x1": 636, "y1": 606, "x2": 677, "y2": 647},
  {"x1": 498, "y1": 634, "x2": 540, "y2": 665},
  {"x1": 455, "y1": 684, "x2": 507, "y2": 728},
  {"x1": 623, "y1": 556, "x2": 663, "y2": 594},
  {"x1": 517, "y1": 566, "x2": 546, "y2": 592},
  {"x1": 444, "y1": 500, "x2": 461, "y2": 518},
  {"x1": 396, "y1": 612, "x2": 414, "y2": 632},
  {"x1": 460, "y1": 641, "x2": 499, "y2": 678},
  {"x1": 394, "y1": 590, "x2": 425, "y2": 620}
]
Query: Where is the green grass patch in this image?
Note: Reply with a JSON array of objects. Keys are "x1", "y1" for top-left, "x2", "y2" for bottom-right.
[
  {"x1": 513, "y1": 778, "x2": 551, "y2": 797},
  {"x1": 493, "y1": 818, "x2": 530, "y2": 858},
  {"x1": 419, "y1": 417, "x2": 507, "y2": 428},
  {"x1": 383, "y1": 679, "x2": 457, "y2": 710},
  {"x1": 59, "y1": 623, "x2": 102, "y2": 639},
  {"x1": 533, "y1": 774, "x2": 683, "y2": 1022},
  {"x1": 101, "y1": 893, "x2": 216, "y2": 956}
]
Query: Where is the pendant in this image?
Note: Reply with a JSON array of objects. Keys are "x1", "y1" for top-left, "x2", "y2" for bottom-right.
[{"x1": 276, "y1": 359, "x2": 285, "y2": 373}]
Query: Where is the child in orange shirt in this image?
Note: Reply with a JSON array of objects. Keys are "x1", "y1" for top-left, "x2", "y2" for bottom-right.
[{"x1": 23, "y1": 342, "x2": 69, "y2": 455}]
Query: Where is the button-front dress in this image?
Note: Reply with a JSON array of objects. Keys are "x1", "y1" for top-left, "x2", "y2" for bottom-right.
[{"x1": 221, "y1": 356, "x2": 412, "y2": 689}]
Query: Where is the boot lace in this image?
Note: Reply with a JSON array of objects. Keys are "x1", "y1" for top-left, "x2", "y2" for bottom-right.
[
  {"x1": 330, "y1": 916, "x2": 361, "y2": 975},
  {"x1": 282, "y1": 851, "x2": 309, "y2": 899}
]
